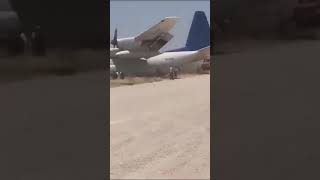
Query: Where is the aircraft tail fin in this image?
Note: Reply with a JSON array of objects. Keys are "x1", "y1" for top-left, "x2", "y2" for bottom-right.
[{"x1": 184, "y1": 11, "x2": 210, "y2": 51}]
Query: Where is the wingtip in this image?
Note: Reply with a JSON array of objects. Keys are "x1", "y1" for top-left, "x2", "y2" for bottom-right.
[{"x1": 163, "y1": 16, "x2": 180, "y2": 21}]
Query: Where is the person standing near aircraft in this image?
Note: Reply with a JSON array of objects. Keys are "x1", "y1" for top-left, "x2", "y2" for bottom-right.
[
  {"x1": 169, "y1": 66, "x2": 178, "y2": 80},
  {"x1": 31, "y1": 25, "x2": 46, "y2": 56},
  {"x1": 19, "y1": 31, "x2": 27, "y2": 53},
  {"x1": 119, "y1": 72, "x2": 125, "y2": 79},
  {"x1": 14, "y1": 30, "x2": 27, "y2": 55},
  {"x1": 174, "y1": 66, "x2": 178, "y2": 79},
  {"x1": 169, "y1": 66, "x2": 174, "y2": 80}
]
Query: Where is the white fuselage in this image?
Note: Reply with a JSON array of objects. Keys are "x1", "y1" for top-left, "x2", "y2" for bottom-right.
[
  {"x1": 147, "y1": 51, "x2": 199, "y2": 68},
  {"x1": 110, "y1": 50, "x2": 209, "y2": 76}
]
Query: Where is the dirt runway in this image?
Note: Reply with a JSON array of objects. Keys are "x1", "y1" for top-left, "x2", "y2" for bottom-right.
[{"x1": 110, "y1": 74, "x2": 210, "y2": 179}]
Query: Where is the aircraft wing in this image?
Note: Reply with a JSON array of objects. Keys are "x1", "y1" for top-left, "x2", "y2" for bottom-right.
[
  {"x1": 134, "y1": 17, "x2": 178, "y2": 51},
  {"x1": 135, "y1": 17, "x2": 178, "y2": 41},
  {"x1": 140, "y1": 32, "x2": 174, "y2": 51}
]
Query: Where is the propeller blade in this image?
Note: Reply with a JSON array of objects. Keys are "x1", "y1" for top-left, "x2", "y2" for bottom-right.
[{"x1": 111, "y1": 28, "x2": 118, "y2": 48}]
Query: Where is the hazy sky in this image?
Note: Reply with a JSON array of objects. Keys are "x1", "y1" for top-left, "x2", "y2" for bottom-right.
[{"x1": 110, "y1": 0, "x2": 210, "y2": 51}]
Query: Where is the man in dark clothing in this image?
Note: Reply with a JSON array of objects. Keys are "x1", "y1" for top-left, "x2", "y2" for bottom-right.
[
  {"x1": 16, "y1": 32, "x2": 27, "y2": 54},
  {"x1": 31, "y1": 25, "x2": 46, "y2": 56},
  {"x1": 169, "y1": 66, "x2": 174, "y2": 80}
]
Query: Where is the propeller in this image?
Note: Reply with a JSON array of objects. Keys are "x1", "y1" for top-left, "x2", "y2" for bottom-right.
[{"x1": 111, "y1": 28, "x2": 118, "y2": 48}]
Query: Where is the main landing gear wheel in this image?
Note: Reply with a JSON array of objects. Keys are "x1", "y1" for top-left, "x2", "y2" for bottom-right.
[{"x1": 111, "y1": 73, "x2": 118, "y2": 80}]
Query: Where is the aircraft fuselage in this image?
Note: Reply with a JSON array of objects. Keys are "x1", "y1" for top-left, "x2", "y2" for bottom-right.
[{"x1": 112, "y1": 50, "x2": 206, "y2": 76}]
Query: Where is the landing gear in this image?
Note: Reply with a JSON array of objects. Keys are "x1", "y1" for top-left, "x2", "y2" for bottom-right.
[
  {"x1": 110, "y1": 71, "x2": 125, "y2": 80},
  {"x1": 111, "y1": 72, "x2": 118, "y2": 80}
]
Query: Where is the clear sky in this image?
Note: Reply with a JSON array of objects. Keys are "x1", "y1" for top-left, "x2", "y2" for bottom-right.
[{"x1": 110, "y1": 0, "x2": 210, "y2": 52}]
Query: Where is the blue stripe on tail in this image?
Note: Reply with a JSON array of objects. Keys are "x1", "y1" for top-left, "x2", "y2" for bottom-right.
[{"x1": 167, "y1": 11, "x2": 210, "y2": 52}]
